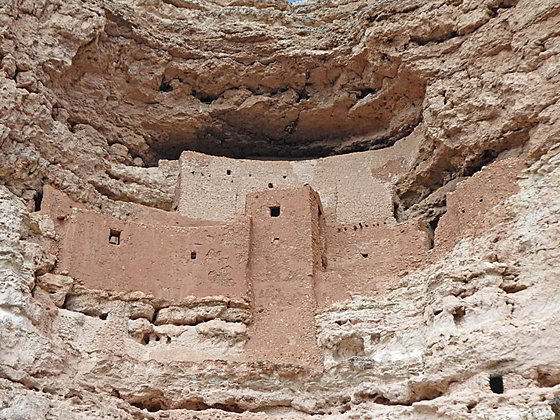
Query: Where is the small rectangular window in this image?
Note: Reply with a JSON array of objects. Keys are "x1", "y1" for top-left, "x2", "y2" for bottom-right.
[
  {"x1": 489, "y1": 376, "x2": 504, "y2": 394},
  {"x1": 109, "y1": 229, "x2": 121, "y2": 245},
  {"x1": 270, "y1": 206, "x2": 280, "y2": 217},
  {"x1": 191, "y1": 251, "x2": 197, "y2": 260}
]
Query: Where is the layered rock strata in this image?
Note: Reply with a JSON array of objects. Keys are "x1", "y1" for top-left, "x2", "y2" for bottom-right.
[{"x1": 1, "y1": 0, "x2": 560, "y2": 418}]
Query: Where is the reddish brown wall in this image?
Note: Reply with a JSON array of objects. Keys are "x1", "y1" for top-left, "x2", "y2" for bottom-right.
[
  {"x1": 317, "y1": 220, "x2": 430, "y2": 307},
  {"x1": 41, "y1": 160, "x2": 524, "y2": 368},
  {"x1": 435, "y1": 158, "x2": 525, "y2": 252},
  {"x1": 45, "y1": 187, "x2": 250, "y2": 301},
  {"x1": 245, "y1": 186, "x2": 324, "y2": 367}
]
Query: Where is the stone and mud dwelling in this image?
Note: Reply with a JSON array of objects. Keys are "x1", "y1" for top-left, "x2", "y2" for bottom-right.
[{"x1": 1, "y1": 0, "x2": 560, "y2": 419}]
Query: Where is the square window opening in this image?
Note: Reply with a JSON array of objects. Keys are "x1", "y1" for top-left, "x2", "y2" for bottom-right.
[
  {"x1": 270, "y1": 206, "x2": 280, "y2": 217},
  {"x1": 109, "y1": 229, "x2": 121, "y2": 245}
]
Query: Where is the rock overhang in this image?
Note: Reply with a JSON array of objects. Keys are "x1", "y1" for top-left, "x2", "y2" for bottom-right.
[{"x1": 46, "y1": 0, "x2": 428, "y2": 165}]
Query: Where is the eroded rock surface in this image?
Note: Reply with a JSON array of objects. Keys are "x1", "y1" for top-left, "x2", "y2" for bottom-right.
[{"x1": 1, "y1": 0, "x2": 560, "y2": 418}]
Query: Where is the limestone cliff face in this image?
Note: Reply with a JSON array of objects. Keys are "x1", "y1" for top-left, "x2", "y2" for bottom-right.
[{"x1": 1, "y1": 0, "x2": 560, "y2": 419}]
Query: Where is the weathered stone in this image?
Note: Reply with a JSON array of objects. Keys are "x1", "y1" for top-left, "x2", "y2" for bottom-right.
[
  {"x1": 35, "y1": 274, "x2": 74, "y2": 307},
  {"x1": 0, "y1": 0, "x2": 559, "y2": 418}
]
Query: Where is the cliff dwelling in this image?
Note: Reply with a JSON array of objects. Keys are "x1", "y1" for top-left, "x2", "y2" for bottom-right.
[
  {"x1": 38, "y1": 137, "x2": 525, "y2": 371},
  {"x1": 42, "y1": 137, "x2": 436, "y2": 367},
  {"x1": 1, "y1": 0, "x2": 560, "y2": 419}
]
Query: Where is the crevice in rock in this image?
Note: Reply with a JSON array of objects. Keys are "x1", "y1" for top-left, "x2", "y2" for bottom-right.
[
  {"x1": 159, "y1": 78, "x2": 173, "y2": 93},
  {"x1": 131, "y1": 401, "x2": 162, "y2": 412},
  {"x1": 354, "y1": 391, "x2": 411, "y2": 406},
  {"x1": 0, "y1": 372, "x2": 70, "y2": 399},
  {"x1": 408, "y1": 0, "x2": 517, "y2": 47},
  {"x1": 192, "y1": 89, "x2": 219, "y2": 104},
  {"x1": 462, "y1": 149, "x2": 499, "y2": 177},
  {"x1": 410, "y1": 31, "x2": 459, "y2": 46},
  {"x1": 499, "y1": 271, "x2": 528, "y2": 293},
  {"x1": 33, "y1": 189, "x2": 43, "y2": 212},
  {"x1": 296, "y1": 88, "x2": 310, "y2": 102},
  {"x1": 105, "y1": 170, "x2": 133, "y2": 184},
  {"x1": 426, "y1": 211, "x2": 443, "y2": 249},
  {"x1": 452, "y1": 307, "x2": 465, "y2": 324},
  {"x1": 488, "y1": 0, "x2": 518, "y2": 17},
  {"x1": 467, "y1": 401, "x2": 478, "y2": 413},
  {"x1": 364, "y1": 3, "x2": 423, "y2": 23},
  {"x1": 60, "y1": 290, "x2": 249, "y2": 328},
  {"x1": 130, "y1": 398, "x2": 246, "y2": 413},
  {"x1": 103, "y1": 6, "x2": 138, "y2": 31},
  {"x1": 356, "y1": 88, "x2": 377, "y2": 100},
  {"x1": 151, "y1": 308, "x2": 159, "y2": 324},
  {"x1": 89, "y1": 180, "x2": 130, "y2": 204},
  {"x1": 161, "y1": 0, "x2": 207, "y2": 11}
]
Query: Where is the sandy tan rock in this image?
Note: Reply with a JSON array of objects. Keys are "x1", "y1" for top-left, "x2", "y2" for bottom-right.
[
  {"x1": 35, "y1": 274, "x2": 74, "y2": 307},
  {"x1": 0, "y1": 0, "x2": 560, "y2": 419}
]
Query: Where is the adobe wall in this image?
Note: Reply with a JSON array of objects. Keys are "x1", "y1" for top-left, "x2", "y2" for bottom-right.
[
  {"x1": 40, "y1": 166, "x2": 515, "y2": 368},
  {"x1": 245, "y1": 186, "x2": 324, "y2": 367},
  {"x1": 317, "y1": 220, "x2": 431, "y2": 308},
  {"x1": 41, "y1": 185, "x2": 226, "y2": 228},
  {"x1": 434, "y1": 158, "x2": 525, "y2": 252},
  {"x1": 177, "y1": 135, "x2": 420, "y2": 224},
  {"x1": 44, "y1": 188, "x2": 251, "y2": 301}
]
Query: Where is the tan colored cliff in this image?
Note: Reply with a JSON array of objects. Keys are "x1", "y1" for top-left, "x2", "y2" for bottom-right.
[{"x1": 1, "y1": 0, "x2": 560, "y2": 418}]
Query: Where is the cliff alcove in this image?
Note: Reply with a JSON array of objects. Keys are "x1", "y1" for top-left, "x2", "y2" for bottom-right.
[{"x1": 1, "y1": 0, "x2": 560, "y2": 419}]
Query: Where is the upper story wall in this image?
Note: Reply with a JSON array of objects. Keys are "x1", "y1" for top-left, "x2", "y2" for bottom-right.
[
  {"x1": 246, "y1": 185, "x2": 325, "y2": 280},
  {"x1": 177, "y1": 135, "x2": 419, "y2": 224},
  {"x1": 317, "y1": 218, "x2": 430, "y2": 307}
]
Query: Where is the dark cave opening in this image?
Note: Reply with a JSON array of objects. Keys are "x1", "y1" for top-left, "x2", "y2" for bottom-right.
[
  {"x1": 146, "y1": 134, "x2": 346, "y2": 165},
  {"x1": 33, "y1": 191, "x2": 43, "y2": 212},
  {"x1": 489, "y1": 375, "x2": 504, "y2": 394},
  {"x1": 159, "y1": 80, "x2": 173, "y2": 93},
  {"x1": 144, "y1": 120, "x2": 421, "y2": 167},
  {"x1": 464, "y1": 149, "x2": 499, "y2": 176},
  {"x1": 131, "y1": 401, "x2": 162, "y2": 412},
  {"x1": 356, "y1": 88, "x2": 377, "y2": 99}
]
